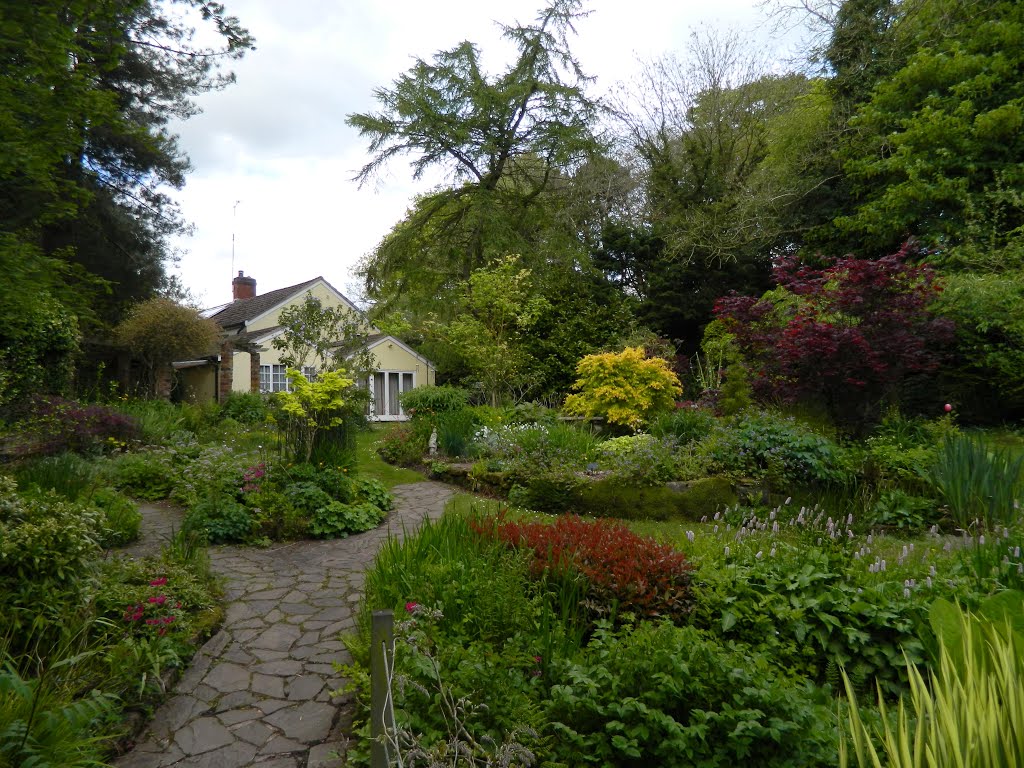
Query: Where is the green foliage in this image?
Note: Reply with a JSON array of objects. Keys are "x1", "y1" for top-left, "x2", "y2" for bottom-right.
[
  {"x1": 841, "y1": 596, "x2": 1024, "y2": 768},
  {"x1": 105, "y1": 448, "x2": 174, "y2": 501},
  {"x1": 925, "y1": 433, "x2": 1024, "y2": 529},
  {"x1": 435, "y1": 407, "x2": 481, "y2": 458},
  {"x1": 400, "y1": 385, "x2": 470, "y2": 432},
  {"x1": 0, "y1": 478, "x2": 102, "y2": 653},
  {"x1": 353, "y1": 477, "x2": 392, "y2": 511},
  {"x1": 650, "y1": 406, "x2": 717, "y2": 445},
  {"x1": 547, "y1": 622, "x2": 837, "y2": 767},
  {"x1": 375, "y1": 425, "x2": 427, "y2": 466},
  {"x1": 867, "y1": 489, "x2": 937, "y2": 532},
  {"x1": 274, "y1": 368, "x2": 356, "y2": 463},
  {"x1": 0, "y1": 296, "x2": 78, "y2": 412},
  {"x1": 91, "y1": 487, "x2": 142, "y2": 547},
  {"x1": 310, "y1": 501, "x2": 385, "y2": 539},
  {"x1": 0, "y1": 659, "x2": 115, "y2": 768},
  {"x1": 508, "y1": 470, "x2": 586, "y2": 515},
  {"x1": 934, "y1": 271, "x2": 1024, "y2": 419},
  {"x1": 219, "y1": 392, "x2": 269, "y2": 424},
  {"x1": 669, "y1": 477, "x2": 739, "y2": 519},
  {"x1": 11, "y1": 452, "x2": 99, "y2": 502},
  {"x1": 597, "y1": 433, "x2": 679, "y2": 486},
  {"x1": 115, "y1": 299, "x2": 221, "y2": 396},
  {"x1": 360, "y1": 513, "x2": 540, "y2": 649},
  {"x1": 564, "y1": 347, "x2": 682, "y2": 431},
  {"x1": 691, "y1": 547, "x2": 929, "y2": 698},
  {"x1": 835, "y1": 0, "x2": 1024, "y2": 256},
  {"x1": 272, "y1": 293, "x2": 375, "y2": 378},
  {"x1": 863, "y1": 412, "x2": 959, "y2": 489},
  {"x1": 110, "y1": 398, "x2": 186, "y2": 445},
  {"x1": 349, "y1": 0, "x2": 599, "y2": 327},
  {"x1": 428, "y1": 256, "x2": 552, "y2": 405},
  {"x1": 182, "y1": 495, "x2": 253, "y2": 544},
  {"x1": 703, "y1": 411, "x2": 851, "y2": 487}
]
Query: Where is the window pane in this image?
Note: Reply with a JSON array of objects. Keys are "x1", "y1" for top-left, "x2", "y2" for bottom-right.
[
  {"x1": 402, "y1": 373, "x2": 414, "y2": 392},
  {"x1": 259, "y1": 366, "x2": 270, "y2": 393},
  {"x1": 388, "y1": 372, "x2": 400, "y2": 416},
  {"x1": 374, "y1": 372, "x2": 385, "y2": 416}
]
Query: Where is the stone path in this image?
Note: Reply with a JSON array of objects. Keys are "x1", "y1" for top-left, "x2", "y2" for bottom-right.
[{"x1": 115, "y1": 481, "x2": 454, "y2": 768}]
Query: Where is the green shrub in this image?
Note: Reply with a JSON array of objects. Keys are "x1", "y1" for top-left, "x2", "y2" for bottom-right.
[
  {"x1": 172, "y1": 441, "x2": 255, "y2": 507},
  {"x1": 107, "y1": 450, "x2": 175, "y2": 500},
  {"x1": 703, "y1": 411, "x2": 850, "y2": 487},
  {"x1": 863, "y1": 411, "x2": 958, "y2": 489},
  {"x1": 247, "y1": 489, "x2": 307, "y2": 540},
  {"x1": 547, "y1": 622, "x2": 836, "y2": 767},
  {"x1": 0, "y1": 478, "x2": 102, "y2": 652},
  {"x1": 92, "y1": 487, "x2": 142, "y2": 547},
  {"x1": 400, "y1": 385, "x2": 471, "y2": 438},
  {"x1": 376, "y1": 425, "x2": 427, "y2": 466},
  {"x1": 183, "y1": 495, "x2": 253, "y2": 544},
  {"x1": 500, "y1": 423, "x2": 600, "y2": 479},
  {"x1": 219, "y1": 391, "x2": 268, "y2": 424},
  {"x1": 597, "y1": 433, "x2": 678, "y2": 485},
  {"x1": 281, "y1": 462, "x2": 355, "y2": 503},
  {"x1": 563, "y1": 347, "x2": 682, "y2": 431},
  {"x1": 650, "y1": 406, "x2": 717, "y2": 445},
  {"x1": 504, "y1": 401, "x2": 557, "y2": 426},
  {"x1": 360, "y1": 512, "x2": 539, "y2": 649},
  {"x1": 310, "y1": 501, "x2": 385, "y2": 539}
]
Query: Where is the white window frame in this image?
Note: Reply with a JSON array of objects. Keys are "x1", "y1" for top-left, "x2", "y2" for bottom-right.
[
  {"x1": 369, "y1": 370, "x2": 416, "y2": 421},
  {"x1": 259, "y1": 364, "x2": 291, "y2": 393}
]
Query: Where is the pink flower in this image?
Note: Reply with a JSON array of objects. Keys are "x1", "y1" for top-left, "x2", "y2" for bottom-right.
[
  {"x1": 149, "y1": 577, "x2": 168, "y2": 587},
  {"x1": 944, "y1": 403, "x2": 952, "y2": 412},
  {"x1": 533, "y1": 655, "x2": 542, "y2": 663},
  {"x1": 405, "y1": 601, "x2": 419, "y2": 613},
  {"x1": 148, "y1": 595, "x2": 166, "y2": 605}
]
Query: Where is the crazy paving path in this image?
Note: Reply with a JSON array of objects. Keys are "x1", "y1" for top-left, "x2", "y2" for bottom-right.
[{"x1": 115, "y1": 481, "x2": 454, "y2": 768}]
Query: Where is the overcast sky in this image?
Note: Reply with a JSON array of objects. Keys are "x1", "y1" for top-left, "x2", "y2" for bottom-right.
[{"x1": 167, "y1": 0, "x2": 803, "y2": 308}]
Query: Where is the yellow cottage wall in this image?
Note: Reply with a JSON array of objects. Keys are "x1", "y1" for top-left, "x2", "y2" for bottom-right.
[{"x1": 369, "y1": 341, "x2": 436, "y2": 386}]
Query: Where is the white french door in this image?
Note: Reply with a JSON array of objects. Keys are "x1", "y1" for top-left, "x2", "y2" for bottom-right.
[{"x1": 370, "y1": 371, "x2": 415, "y2": 420}]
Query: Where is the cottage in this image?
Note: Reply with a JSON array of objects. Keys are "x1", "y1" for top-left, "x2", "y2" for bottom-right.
[{"x1": 174, "y1": 272, "x2": 434, "y2": 420}]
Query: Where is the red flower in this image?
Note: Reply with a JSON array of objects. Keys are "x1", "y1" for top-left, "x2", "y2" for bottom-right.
[
  {"x1": 148, "y1": 595, "x2": 166, "y2": 605},
  {"x1": 149, "y1": 577, "x2": 168, "y2": 587},
  {"x1": 405, "y1": 601, "x2": 419, "y2": 613}
]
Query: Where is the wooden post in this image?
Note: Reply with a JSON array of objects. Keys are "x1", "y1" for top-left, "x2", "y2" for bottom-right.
[{"x1": 370, "y1": 609, "x2": 395, "y2": 768}]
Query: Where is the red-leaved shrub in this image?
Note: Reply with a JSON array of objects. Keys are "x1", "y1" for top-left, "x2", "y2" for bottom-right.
[{"x1": 474, "y1": 514, "x2": 693, "y2": 623}]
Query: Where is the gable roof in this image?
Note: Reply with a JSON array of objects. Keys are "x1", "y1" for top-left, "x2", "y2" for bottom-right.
[
  {"x1": 207, "y1": 275, "x2": 365, "y2": 331},
  {"x1": 363, "y1": 334, "x2": 435, "y2": 369}
]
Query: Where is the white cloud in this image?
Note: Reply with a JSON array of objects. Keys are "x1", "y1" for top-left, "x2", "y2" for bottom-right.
[{"x1": 169, "y1": 0, "x2": 797, "y2": 307}]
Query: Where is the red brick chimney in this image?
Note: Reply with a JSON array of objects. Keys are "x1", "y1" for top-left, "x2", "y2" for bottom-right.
[{"x1": 232, "y1": 270, "x2": 256, "y2": 300}]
